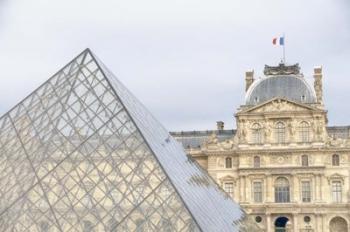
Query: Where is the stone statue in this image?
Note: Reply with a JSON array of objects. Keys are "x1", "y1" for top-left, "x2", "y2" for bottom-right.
[
  {"x1": 206, "y1": 132, "x2": 218, "y2": 145},
  {"x1": 238, "y1": 120, "x2": 247, "y2": 143}
]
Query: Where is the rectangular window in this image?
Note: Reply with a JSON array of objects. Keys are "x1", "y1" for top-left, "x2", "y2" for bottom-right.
[
  {"x1": 301, "y1": 181, "x2": 311, "y2": 202},
  {"x1": 275, "y1": 122, "x2": 286, "y2": 144},
  {"x1": 332, "y1": 181, "x2": 342, "y2": 203},
  {"x1": 224, "y1": 182, "x2": 234, "y2": 197},
  {"x1": 253, "y1": 182, "x2": 263, "y2": 203},
  {"x1": 253, "y1": 130, "x2": 262, "y2": 144},
  {"x1": 299, "y1": 122, "x2": 310, "y2": 142}
]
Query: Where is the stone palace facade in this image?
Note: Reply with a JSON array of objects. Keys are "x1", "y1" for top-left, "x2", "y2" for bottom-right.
[{"x1": 172, "y1": 63, "x2": 350, "y2": 232}]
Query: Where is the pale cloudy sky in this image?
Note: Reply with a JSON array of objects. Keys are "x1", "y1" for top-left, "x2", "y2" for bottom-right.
[{"x1": 0, "y1": 0, "x2": 349, "y2": 131}]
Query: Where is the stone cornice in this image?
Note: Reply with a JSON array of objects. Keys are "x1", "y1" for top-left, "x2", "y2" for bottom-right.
[{"x1": 238, "y1": 166, "x2": 325, "y2": 174}]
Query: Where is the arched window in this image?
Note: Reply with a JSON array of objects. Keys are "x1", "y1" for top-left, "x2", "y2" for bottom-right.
[
  {"x1": 301, "y1": 155, "x2": 309, "y2": 167},
  {"x1": 275, "y1": 122, "x2": 286, "y2": 144},
  {"x1": 254, "y1": 156, "x2": 260, "y2": 168},
  {"x1": 299, "y1": 121, "x2": 310, "y2": 142},
  {"x1": 225, "y1": 157, "x2": 232, "y2": 168},
  {"x1": 252, "y1": 123, "x2": 262, "y2": 144},
  {"x1": 330, "y1": 217, "x2": 348, "y2": 232},
  {"x1": 274, "y1": 177, "x2": 290, "y2": 203},
  {"x1": 332, "y1": 154, "x2": 340, "y2": 166}
]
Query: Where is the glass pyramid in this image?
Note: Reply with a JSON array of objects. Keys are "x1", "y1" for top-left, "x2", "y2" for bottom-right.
[{"x1": 0, "y1": 49, "x2": 246, "y2": 231}]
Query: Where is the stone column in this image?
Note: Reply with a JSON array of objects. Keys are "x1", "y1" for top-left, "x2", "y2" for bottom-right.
[
  {"x1": 243, "y1": 176, "x2": 247, "y2": 202},
  {"x1": 314, "y1": 175, "x2": 318, "y2": 201},
  {"x1": 266, "y1": 174, "x2": 273, "y2": 202},
  {"x1": 240, "y1": 175, "x2": 247, "y2": 202},
  {"x1": 266, "y1": 213, "x2": 272, "y2": 232},
  {"x1": 246, "y1": 176, "x2": 251, "y2": 202},
  {"x1": 315, "y1": 214, "x2": 323, "y2": 232},
  {"x1": 293, "y1": 213, "x2": 298, "y2": 232},
  {"x1": 293, "y1": 176, "x2": 299, "y2": 203},
  {"x1": 318, "y1": 174, "x2": 323, "y2": 201}
]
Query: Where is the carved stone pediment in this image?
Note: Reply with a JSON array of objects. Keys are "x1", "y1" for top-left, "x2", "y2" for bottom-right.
[
  {"x1": 219, "y1": 175, "x2": 236, "y2": 182},
  {"x1": 238, "y1": 98, "x2": 320, "y2": 114},
  {"x1": 327, "y1": 173, "x2": 346, "y2": 184}
]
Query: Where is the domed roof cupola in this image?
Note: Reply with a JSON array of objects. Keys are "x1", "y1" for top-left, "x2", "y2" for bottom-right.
[{"x1": 245, "y1": 63, "x2": 317, "y2": 106}]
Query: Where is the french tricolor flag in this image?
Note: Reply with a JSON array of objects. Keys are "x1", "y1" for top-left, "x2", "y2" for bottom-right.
[{"x1": 272, "y1": 37, "x2": 284, "y2": 46}]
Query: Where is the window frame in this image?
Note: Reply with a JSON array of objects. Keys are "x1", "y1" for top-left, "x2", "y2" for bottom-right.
[
  {"x1": 253, "y1": 156, "x2": 260, "y2": 168},
  {"x1": 223, "y1": 182, "x2": 234, "y2": 198},
  {"x1": 275, "y1": 122, "x2": 286, "y2": 144},
  {"x1": 225, "y1": 157, "x2": 232, "y2": 169},
  {"x1": 252, "y1": 123, "x2": 263, "y2": 144},
  {"x1": 274, "y1": 177, "x2": 290, "y2": 203},
  {"x1": 332, "y1": 180, "x2": 342, "y2": 203},
  {"x1": 332, "y1": 154, "x2": 340, "y2": 166},
  {"x1": 301, "y1": 155, "x2": 309, "y2": 167},
  {"x1": 253, "y1": 181, "x2": 263, "y2": 203},
  {"x1": 299, "y1": 121, "x2": 310, "y2": 143},
  {"x1": 301, "y1": 180, "x2": 311, "y2": 203}
]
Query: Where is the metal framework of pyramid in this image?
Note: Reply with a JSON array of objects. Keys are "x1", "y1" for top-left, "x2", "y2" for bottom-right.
[{"x1": 0, "y1": 49, "x2": 245, "y2": 232}]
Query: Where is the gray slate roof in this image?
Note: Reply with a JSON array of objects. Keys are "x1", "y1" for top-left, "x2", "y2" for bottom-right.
[{"x1": 245, "y1": 75, "x2": 317, "y2": 105}]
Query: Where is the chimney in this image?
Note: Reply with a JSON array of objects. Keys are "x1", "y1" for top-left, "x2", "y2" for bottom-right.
[
  {"x1": 245, "y1": 70, "x2": 254, "y2": 92},
  {"x1": 313, "y1": 66, "x2": 323, "y2": 104},
  {"x1": 216, "y1": 121, "x2": 224, "y2": 131}
]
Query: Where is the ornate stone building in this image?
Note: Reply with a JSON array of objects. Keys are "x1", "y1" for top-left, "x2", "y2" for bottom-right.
[{"x1": 172, "y1": 63, "x2": 350, "y2": 232}]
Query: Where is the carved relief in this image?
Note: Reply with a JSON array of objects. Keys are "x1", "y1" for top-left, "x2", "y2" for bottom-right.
[
  {"x1": 287, "y1": 120, "x2": 298, "y2": 141},
  {"x1": 264, "y1": 120, "x2": 273, "y2": 143},
  {"x1": 270, "y1": 154, "x2": 291, "y2": 164},
  {"x1": 249, "y1": 99, "x2": 310, "y2": 113},
  {"x1": 217, "y1": 157, "x2": 225, "y2": 168},
  {"x1": 237, "y1": 119, "x2": 247, "y2": 143},
  {"x1": 205, "y1": 132, "x2": 218, "y2": 145}
]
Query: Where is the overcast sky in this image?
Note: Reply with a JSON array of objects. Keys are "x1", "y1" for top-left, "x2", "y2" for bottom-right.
[{"x1": 0, "y1": 0, "x2": 349, "y2": 131}]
